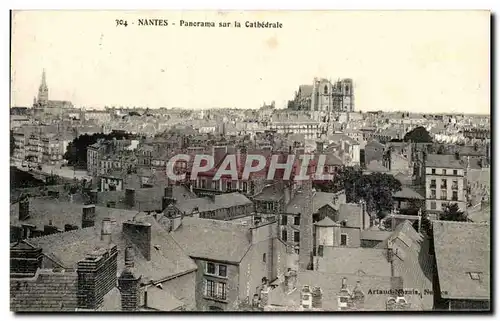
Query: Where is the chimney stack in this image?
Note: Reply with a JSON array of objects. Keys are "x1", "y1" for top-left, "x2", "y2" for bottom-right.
[
  {"x1": 101, "y1": 218, "x2": 112, "y2": 244},
  {"x1": 311, "y1": 286, "x2": 323, "y2": 308},
  {"x1": 125, "y1": 188, "x2": 136, "y2": 208},
  {"x1": 82, "y1": 205, "x2": 96, "y2": 228},
  {"x1": 19, "y1": 197, "x2": 30, "y2": 221},
  {"x1": 284, "y1": 268, "x2": 297, "y2": 294},
  {"x1": 123, "y1": 221, "x2": 152, "y2": 261},
  {"x1": 89, "y1": 190, "x2": 98, "y2": 204},
  {"x1": 77, "y1": 245, "x2": 118, "y2": 310},
  {"x1": 118, "y1": 247, "x2": 142, "y2": 311},
  {"x1": 352, "y1": 281, "x2": 365, "y2": 306}
]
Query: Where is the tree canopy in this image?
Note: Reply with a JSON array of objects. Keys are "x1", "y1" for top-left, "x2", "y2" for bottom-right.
[
  {"x1": 440, "y1": 203, "x2": 468, "y2": 222},
  {"x1": 314, "y1": 167, "x2": 402, "y2": 215},
  {"x1": 403, "y1": 126, "x2": 433, "y2": 143},
  {"x1": 63, "y1": 131, "x2": 133, "y2": 168}
]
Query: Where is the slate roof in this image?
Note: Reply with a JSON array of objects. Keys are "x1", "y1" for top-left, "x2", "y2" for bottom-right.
[
  {"x1": 175, "y1": 192, "x2": 252, "y2": 214},
  {"x1": 313, "y1": 192, "x2": 340, "y2": 212},
  {"x1": 365, "y1": 160, "x2": 389, "y2": 173},
  {"x1": 315, "y1": 247, "x2": 392, "y2": 277},
  {"x1": 27, "y1": 215, "x2": 197, "y2": 283},
  {"x1": 360, "y1": 230, "x2": 392, "y2": 241},
  {"x1": 314, "y1": 216, "x2": 338, "y2": 227},
  {"x1": 171, "y1": 217, "x2": 252, "y2": 263},
  {"x1": 10, "y1": 197, "x2": 141, "y2": 231},
  {"x1": 376, "y1": 220, "x2": 434, "y2": 310},
  {"x1": 338, "y1": 203, "x2": 363, "y2": 228},
  {"x1": 267, "y1": 271, "x2": 398, "y2": 311},
  {"x1": 425, "y1": 154, "x2": 465, "y2": 169},
  {"x1": 433, "y1": 221, "x2": 490, "y2": 300},
  {"x1": 10, "y1": 269, "x2": 78, "y2": 312},
  {"x1": 392, "y1": 187, "x2": 424, "y2": 200}
]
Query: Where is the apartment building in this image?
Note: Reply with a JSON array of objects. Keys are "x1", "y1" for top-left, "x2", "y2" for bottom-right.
[{"x1": 425, "y1": 154, "x2": 467, "y2": 213}]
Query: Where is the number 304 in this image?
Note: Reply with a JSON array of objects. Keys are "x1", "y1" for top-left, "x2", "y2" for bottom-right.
[{"x1": 116, "y1": 19, "x2": 128, "y2": 27}]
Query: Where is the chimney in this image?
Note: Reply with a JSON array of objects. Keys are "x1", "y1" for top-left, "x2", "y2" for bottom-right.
[
  {"x1": 311, "y1": 286, "x2": 323, "y2": 308},
  {"x1": 118, "y1": 247, "x2": 142, "y2": 311},
  {"x1": 316, "y1": 141, "x2": 324, "y2": 153},
  {"x1": 89, "y1": 190, "x2": 98, "y2": 204},
  {"x1": 82, "y1": 205, "x2": 96, "y2": 228},
  {"x1": 164, "y1": 186, "x2": 173, "y2": 198},
  {"x1": 101, "y1": 218, "x2": 112, "y2": 244},
  {"x1": 19, "y1": 197, "x2": 30, "y2": 221},
  {"x1": 352, "y1": 281, "x2": 365, "y2": 307},
  {"x1": 123, "y1": 221, "x2": 152, "y2": 261},
  {"x1": 10, "y1": 241, "x2": 43, "y2": 277},
  {"x1": 77, "y1": 245, "x2": 118, "y2": 310},
  {"x1": 125, "y1": 188, "x2": 136, "y2": 208},
  {"x1": 284, "y1": 268, "x2": 297, "y2": 294}
]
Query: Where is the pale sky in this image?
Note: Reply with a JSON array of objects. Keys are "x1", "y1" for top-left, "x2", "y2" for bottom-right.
[{"x1": 11, "y1": 10, "x2": 490, "y2": 114}]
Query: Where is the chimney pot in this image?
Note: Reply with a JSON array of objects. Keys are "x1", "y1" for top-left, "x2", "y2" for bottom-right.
[{"x1": 101, "y1": 218, "x2": 112, "y2": 243}]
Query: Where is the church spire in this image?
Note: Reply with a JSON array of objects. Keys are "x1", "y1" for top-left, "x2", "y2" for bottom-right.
[{"x1": 41, "y1": 69, "x2": 47, "y2": 87}]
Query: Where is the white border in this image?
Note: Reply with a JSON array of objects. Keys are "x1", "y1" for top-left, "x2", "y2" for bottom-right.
[{"x1": 2, "y1": 1, "x2": 497, "y2": 320}]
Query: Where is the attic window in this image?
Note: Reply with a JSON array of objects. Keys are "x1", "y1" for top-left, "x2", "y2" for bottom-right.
[{"x1": 469, "y1": 272, "x2": 482, "y2": 280}]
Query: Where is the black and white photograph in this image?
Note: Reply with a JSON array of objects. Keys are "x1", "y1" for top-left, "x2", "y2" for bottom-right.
[{"x1": 8, "y1": 10, "x2": 491, "y2": 312}]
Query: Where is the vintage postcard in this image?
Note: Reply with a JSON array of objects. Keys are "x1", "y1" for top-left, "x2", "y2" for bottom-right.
[{"x1": 9, "y1": 10, "x2": 491, "y2": 312}]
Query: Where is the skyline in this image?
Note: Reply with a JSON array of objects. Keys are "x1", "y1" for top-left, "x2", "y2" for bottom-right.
[{"x1": 11, "y1": 11, "x2": 490, "y2": 114}]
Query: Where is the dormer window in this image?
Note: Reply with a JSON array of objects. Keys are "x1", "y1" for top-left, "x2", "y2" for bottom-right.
[
  {"x1": 469, "y1": 272, "x2": 482, "y2": 280},
  {"x1": 324, "y1": 85, "x2": 328, "y2": 95}
]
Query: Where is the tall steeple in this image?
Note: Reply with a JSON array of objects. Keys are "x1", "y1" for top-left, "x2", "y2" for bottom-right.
[{"x1": 37, "y1": 69, "x2": 49, "y2": 108}]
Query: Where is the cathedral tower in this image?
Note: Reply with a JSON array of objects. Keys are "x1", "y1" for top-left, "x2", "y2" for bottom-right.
[{"x1": 37, "y1": 69, "x2": 49, "y2": 108}]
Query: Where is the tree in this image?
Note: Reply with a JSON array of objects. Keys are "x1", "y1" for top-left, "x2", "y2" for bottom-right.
[
  {"x1": 440, "y1": 203, "x2": 468, "y2": 222},
  {"x1": 10, "y1": 130, "x2": 15, "y2": 155},
  {"x1": 63, "y1": 131, "x2": 133, "y2": 168},
  {"x1": 403, "y1": 126, "x2": 433, "y2": 143},
  {"x1": 314, "y1": 168, "x2": 402, "y2": 215}
]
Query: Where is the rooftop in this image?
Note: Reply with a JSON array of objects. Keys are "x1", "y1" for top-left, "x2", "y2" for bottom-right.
[{"x1": 433, "y1": 221, "x2": 490, "y2": 300}]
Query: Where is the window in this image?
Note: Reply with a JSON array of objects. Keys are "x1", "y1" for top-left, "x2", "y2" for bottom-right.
[
  {"x1": 226, "y1": 181, "x2": 232, "y2": 191},
  {"x1": 242, "y1": 182, "x2": 248, "y2": 193},
  {"x1": 281, "y1": 229, "x2": 288, "y2": 242},
  {"x1": 431, "y1": 189, "x2": 436, "y2": 199},
  {"x1": 431, "y1": 201, "x2": 437, "y2": 210},
  {"x1": 430, "y1": 179, "x2": 436, "y2": 188},
  {"x1": 469, "y1": 272, "x2": 482, "y2": 280},
  {"x1": 262, "y1": 253, "x2": 266, "y2": 263},
  {"x1": 442, "y1": 169, "x2": 447, "y2": 175},
  {"x1": 452, "y1": 180, "x2": 458, "y2": 190},
  {"x1": 324, "y1": 85, "x2": 328, "y2": 95},
  {"x1": 207, "y1": 262, "x2": 216, "y2": 274},
  {"x1": 452, "y1": 191, "x2": 458, "y2": 201},
  {"x1": 205, "y1": 280, "x2": 227, "y2": 300},
  {"x1": 281, "y1": 215, "x2": 288, "y2": 225},
  {"x1": 340, "y1": 234, "x2": 347, "y2": 246},
  {"x1": 431, "y1": 168, "x2": 436, "y2": 174},
  {"x1": 294, "y1": 231, "x2": 300, "y2": 242},
  {"x1": 294, "y1": 216, "x2": 300, "y2": 225},
  {"x1": 218, "y1": 265, "x2": 227, "y2": 277},
  {"x1": 441, "y1": 179, "x2": 447, "y2": 189},
  {"x1": 441, "y1": 190, "x2": 447, "y2": 200},
  {"x1": 453, "y1": 169, "x2": 458, "y2": 175}
]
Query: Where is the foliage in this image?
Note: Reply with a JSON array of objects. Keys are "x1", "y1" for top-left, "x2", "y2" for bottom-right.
[
  {"x1": 440, "y1": 203, "x2": 468, "y2": 222},
  {"x1": 403, "y1": 126, "x2": 433, "y2": 143},
  {"x1": 63, "y1": 131, "x2": 133, "y2": 167},
  {"x1": 10, "y1": 130, "x2": 15, "y2": 155},
  {"x1": 128, "y1": 111, "x2": 142, "y2": 117},
  {"x1": 314, "y1": 167, "x2": 402, "y2": 214}
]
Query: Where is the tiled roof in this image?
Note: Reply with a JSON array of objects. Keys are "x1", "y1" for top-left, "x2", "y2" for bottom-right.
[
  {"x1": 171, "y1": 217, "x2": 252, "y2": 263},
  {"x1": 433, "y1": 221, "x2": 490, "y2": 300}
]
